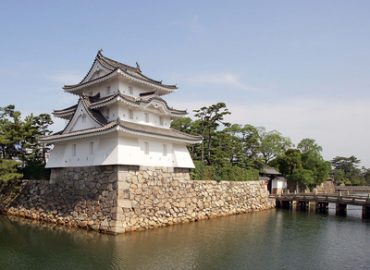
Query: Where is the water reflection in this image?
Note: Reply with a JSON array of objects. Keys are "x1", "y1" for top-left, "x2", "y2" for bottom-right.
[{"x1": 1, "y1": 209, "x2": 370, "y2": 270}]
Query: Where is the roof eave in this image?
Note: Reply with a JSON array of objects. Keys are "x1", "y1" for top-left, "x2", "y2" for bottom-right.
[
  {"x1": 63, "y1": 69, "x2": 177, "y2": 94},
  {"x1": 41, "y1": 123, "x2": 202, "y2": 144}
]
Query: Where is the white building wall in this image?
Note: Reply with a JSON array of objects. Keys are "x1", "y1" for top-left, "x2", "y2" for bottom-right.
[
  {"x1": 136, "y1": 138, "x2": 174, "y2": 167},
  {"x1": 46, "y1": 133, "x2": 195, "y2": 168},
  {"x1": 173, "y1": 144, "x2": 195, "y2": 168},
  {"x1": 101, "y1": 103, "x2": 171, "y2": 128},
  {"x1": 118, "y1": 79, "x2": 152, "y2": 97},
  {"x1": 271, "y1": 179, "x2": 287, "y2": 189},
  {"x1": 82, "y1": 78, "x2": 120, "y2": 98},
  {"x1": 82, "y1": 77, "x2": 155, "y2": 98},
  {"x1": 46, "y1": 135, "x2": 118, "y2": 168},
  {"x1": 135, "y1": 110, "x2": 170, "y2": 127}
]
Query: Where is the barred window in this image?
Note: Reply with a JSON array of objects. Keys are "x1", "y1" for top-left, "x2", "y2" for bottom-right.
[
  {"x1": 72, "y1": 144, "x2": 76, "y2": 156},
  {"x1": 129, "y1": 110, "x2": 134, "y2": 120},
  {"x1": 145, "y1": 113, "x2": 149, "y2": 123},
  {"x1": 163, "y1": 144, "x2": 167, "y2": 156},
  {"x1": 144, "y1": 142, "x2": 149, "y2": 155},
  {"x1": 89, "y1": 142, "x2": 94, "y2": 154}
]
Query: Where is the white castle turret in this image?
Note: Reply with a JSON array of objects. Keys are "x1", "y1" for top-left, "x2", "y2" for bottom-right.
[{"x1": 42, "y1": 51, "x2": 201, "y2": 169}]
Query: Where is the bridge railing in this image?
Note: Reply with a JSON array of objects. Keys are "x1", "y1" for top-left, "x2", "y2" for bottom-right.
[{"x1": 273, "y1": 192, "x2": 370, "y2": 206}]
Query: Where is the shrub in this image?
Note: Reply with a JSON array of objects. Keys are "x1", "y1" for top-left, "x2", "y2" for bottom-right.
[
  {"x1": 23, "y1": 160, "x2": 50, "y2": 180},
  {"x1": 0, "y1": 159, "x2": 23, "y2": 182},
  {"x1": 191, "y1": 160, "x2": 259, "y2": 181}
]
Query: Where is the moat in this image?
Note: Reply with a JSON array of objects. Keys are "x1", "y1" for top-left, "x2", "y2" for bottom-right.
[{"x1": 1, "y1": 208, "x2": 369, "y2": 270}]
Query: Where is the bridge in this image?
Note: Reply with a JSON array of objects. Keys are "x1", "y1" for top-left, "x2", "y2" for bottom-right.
[
  {"x1": 274, "y1": 193, "x2": 370, "y2": 218},
  {"x1": 335, "y1": 186, "x2": 370, "y2": 193}
]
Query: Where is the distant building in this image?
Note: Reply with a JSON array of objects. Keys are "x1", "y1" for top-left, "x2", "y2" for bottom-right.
[
  {"x1": 259, "y1": 166, "x2": 287, "y2": 195},
  {"x1": 41, "y1": 51, "x2": 202, "y2": 169}
]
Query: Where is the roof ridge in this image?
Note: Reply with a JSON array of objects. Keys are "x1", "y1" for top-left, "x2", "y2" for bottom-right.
[{"x1": 98, "y1": 52, "x2": 138, "y2": 72}]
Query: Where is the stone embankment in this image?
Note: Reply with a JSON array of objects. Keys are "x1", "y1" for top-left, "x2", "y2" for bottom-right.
[{"x1": 0, "y1": 166, "x2": 275, "y2": 234}]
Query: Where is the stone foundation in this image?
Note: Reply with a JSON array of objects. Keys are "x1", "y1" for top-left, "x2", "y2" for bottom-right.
[{"x1": 0, "y1": 166, "x2": 275, "y2": 234}]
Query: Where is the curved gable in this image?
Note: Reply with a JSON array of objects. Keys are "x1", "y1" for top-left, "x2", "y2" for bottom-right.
[{"x1": 63, "y1": 99, "x2": 104, "y2": 134}]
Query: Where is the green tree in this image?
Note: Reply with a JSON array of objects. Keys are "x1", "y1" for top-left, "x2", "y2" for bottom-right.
[
  {"x1": 240, "y1": 124, "x2": 261, "y2": 164},
  {"x1": 297, "y1": 138, "x2": 323, "y2": 154},
  {"x1": 273, "y1": 139, "x2": 331, "y2": 191},
  {"x1": 331, "y1": 156, "x2": 365, "y2": 185},
  {"x1": 288, "y1": 169, "x2": 316, "y2": 190},
  {"x1": 193, "y1": 102, "x2": 230, "y2": 165},
  {"x1": 0, "y1": 105, "x2": 53, "y2": 180},
  {"x1": 259, "y1": 128, "x2": 292, "y2": 163},
  {"x1": 274, "y1": 149, "x2": 302, "y2": 175},
  {"x1": 0, "y1": 159, "x2": 22, "y2": 181},
  {"x1": 362, "y1": 167, "x2": 370, "y2": 185},
  {"x1": 299, "y1": 138, "x2": 331, "y2": 187}
]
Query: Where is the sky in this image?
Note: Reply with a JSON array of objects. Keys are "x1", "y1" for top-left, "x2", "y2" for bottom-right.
[{"x1": 0, "y1": 1, "x2": 370, "y2": 166}]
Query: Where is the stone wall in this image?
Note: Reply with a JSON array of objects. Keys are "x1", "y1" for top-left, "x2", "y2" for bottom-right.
[
  {"x1": 0, "y1": 166, "x2": 119, "y2": 232},
  {"x1": 314, "y1": 180, "x2": 336, "y2": 194},
  {"x1": 0, "y1": 166, "x2": 275, "y2": 234}
]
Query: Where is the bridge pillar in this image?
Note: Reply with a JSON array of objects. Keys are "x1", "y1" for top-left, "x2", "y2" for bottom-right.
[
  {"x1": 276, "y1": 200, "x2": 282, "y2": 208},
  {"x1": 362, "y1": 206, "x2": 370, "y2": 219},
  {"x1": 281, "y1": 200, "x2": 291, "y2": 209},
  {"x1": 336, "y1": 203, "x2": 347, "y2": 216},
  {"x1": 316, "y1": 202, "x2": 328, "y2": 213},
  {"x1": 297, "y1": 201, "x2": 309, "y2": 211}
]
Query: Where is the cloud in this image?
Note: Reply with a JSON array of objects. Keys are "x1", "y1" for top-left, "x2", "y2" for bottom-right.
[
  {"x1": 233, "y1": 99, "x2": 370, "y2": 167},
  {"x1": 169, "y1": 98, "x2": 370, "y2": 167},
  {"x1": 47, "y1": 71, "x2": 83, "y2": 84},
  {"x1": 175, "y1": 72, "x2": 262, "y2": 92},
  {"x1": 171, "y1": 15, "x2": 205, "y2": 34}
]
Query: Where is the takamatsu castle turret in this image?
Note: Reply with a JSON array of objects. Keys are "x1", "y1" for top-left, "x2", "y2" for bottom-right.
[{"x1": 42, "y1": 51, "x2": 201, "y2": 169}]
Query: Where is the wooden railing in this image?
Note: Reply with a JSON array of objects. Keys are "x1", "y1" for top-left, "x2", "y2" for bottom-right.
[{"x1": 274, "y1": 193, "x2": 370, "y2": 206}]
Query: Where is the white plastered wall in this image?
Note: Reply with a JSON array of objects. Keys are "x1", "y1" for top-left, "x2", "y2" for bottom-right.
[
  {"x1": 46, "y1": 134, "x2": 118, "y2": 168},
  {"x1": 271, "y1": 179, "x2": 287, "y2": 189},
  {"x1": 46, "y1": 132, "x2": 195, "y2": 168}
]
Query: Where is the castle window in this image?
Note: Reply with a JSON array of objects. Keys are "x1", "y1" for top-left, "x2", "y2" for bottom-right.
[
  {"x1": 106, "y1": 108, "x2": 110, "y2": 119},
  {"x1": 82, "y1": 113, "x2": 86, "y2": 122},
  {"x1": 144, "y1": 142, "x2": 149, "y2": 155},
  {"x1": 107, "y1": 86, "x2": 111, "y2": 95},
  {"x1": 129, "y1": 110, "x2": 134, "y2": 120},
  {"x1": 163, "y1": 144, "x2": 167, "y2": 156},
  {"x1": 129, "y1": 86, "x2": 134, "y2": 95},
  {"x1": 145, "y1": 113, "x2": 149, "y2": 123},
  {"x1": 72, "y1": 144, "x2": 76, "y2": 156},
  {"x1": 89, "y1": 142, "x2": 94, "y2": 154},
  {"x1": 159, "y1": 116, "x2": 164, "y2": 126}
]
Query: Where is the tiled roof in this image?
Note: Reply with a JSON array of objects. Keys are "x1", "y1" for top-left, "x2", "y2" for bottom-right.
[
  {"x1": 90, "y1": 92, "x2": 187, "y2": 115},
  {"x1": 55, "y1": 97, "x2": 107, "y2": 135},
  {"x1": 260, "y1": 166, "x2": 281, "y2": 175},
  {"x1": 119, "y1": 120, "x2": 201, "y2": 142},
  {"x1": 53, "y1": 92, "x2": 187, "y2": 120},
  {"x1": 53, "y1": 104, "x2": 78, "y2": 119},
  {"x1": 80, "y1": 96, "x2": 108, "y2": 125},
  {"x1": 41, "y1": 119, "x2": 202, "y2": 143},
  {"x1": 64, "y1": 51, "x2": 177, "y2": 91}
]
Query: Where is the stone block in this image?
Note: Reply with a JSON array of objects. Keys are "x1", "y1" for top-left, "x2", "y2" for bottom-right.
[{"x1": 119, "y1": 199, "x2": 132, "y2": 209}]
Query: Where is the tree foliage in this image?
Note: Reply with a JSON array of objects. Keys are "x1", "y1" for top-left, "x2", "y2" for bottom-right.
[
  {"x1": 0, "y1": 159, "x2": 22, "y2": 181},
  {"x1": 331, "y1": 156, "x2": 368, "y2": 185},
  {"x1": 258, "y1": 128, "x2": 292, "y2": 163},
  {"x1": 172, "y1": 103, "x2": 297, "y2": 182},
  {"x1": 0, "y1": 105, "x2": 53, "y2": 181},
  {"x1": 272, "y1": 139, "x2": 331, "y2": 191},
  {"x1": 172, "y1": 105, "x2": 341, "y2": 188},
  {"x1": 193, "y1": 102, "x2": 231, "y2": 165}
]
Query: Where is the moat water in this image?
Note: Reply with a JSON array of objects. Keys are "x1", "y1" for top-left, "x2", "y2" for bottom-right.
[{"x1": 0, "y1": 207, "x2": 369, "y2": 270}]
